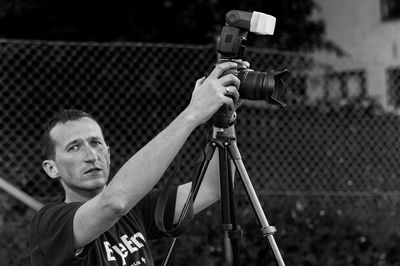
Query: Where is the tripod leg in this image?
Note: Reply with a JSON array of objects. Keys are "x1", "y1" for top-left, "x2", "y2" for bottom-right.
[
  {"x1": 161, "y1": 142, "x2": 217, "y2": 266},
  {"x1": 218, "y1": 142, "x2": 243, "y2": 266},
  {"x1": 227, "y1": 142, "x2": 286, "y2": 266},
  {"x1": 227, "y1": 154, "x2": 242, "y2": 266},
  {"x1": 219, "y1": 143, "x2": 231, "y2": 231}
]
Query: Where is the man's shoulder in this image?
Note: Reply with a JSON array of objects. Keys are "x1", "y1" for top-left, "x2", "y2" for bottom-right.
[
  {"x1": 38, "y1": 201, "x2": 81, "y2": 213},
  {"x1": 33, "y1": 201, "x2": 82, "y2": 226}
]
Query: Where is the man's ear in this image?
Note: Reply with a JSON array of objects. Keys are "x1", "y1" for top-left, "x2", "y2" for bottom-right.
[{"x1": 42, "y1": 160, "x2": 60, "y2": 179}]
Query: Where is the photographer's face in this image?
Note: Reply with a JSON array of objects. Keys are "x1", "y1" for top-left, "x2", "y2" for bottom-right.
[{"x1": 43, "y1": 117, "x2": 110, "y2": 197}]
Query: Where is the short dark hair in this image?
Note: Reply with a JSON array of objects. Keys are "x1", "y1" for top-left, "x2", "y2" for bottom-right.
[{"x1": 42, "y1": 109, "x2": 100, "y2": 160}]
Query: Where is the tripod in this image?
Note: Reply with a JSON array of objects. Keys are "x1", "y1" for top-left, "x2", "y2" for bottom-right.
[{"x1": 161, "y1": 127, "x2": 286, "y2": 266}]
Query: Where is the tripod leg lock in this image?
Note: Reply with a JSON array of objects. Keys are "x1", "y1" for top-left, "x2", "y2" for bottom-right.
[
  {"x1": 221, "y1": 224, "x2": 233, "y2": 230},
  {"x1": 261, "y1": 226, "x2": 277, "y2": 237},
  {"x1": 228, "y1": 228, "x2": 244, "y2": 240}
]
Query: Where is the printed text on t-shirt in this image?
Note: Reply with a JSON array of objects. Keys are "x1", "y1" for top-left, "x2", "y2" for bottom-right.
[{"x1": 103, "y1": 232, "x2": 146, "y2": 265}]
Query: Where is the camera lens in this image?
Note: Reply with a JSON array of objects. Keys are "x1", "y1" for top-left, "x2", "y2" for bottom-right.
[
  {"x1": 238, "y1": 70, "x2": 271, "y2": 100},
  {"x1": 238, "y1": 69, "x2": 288, "y2": 106}
]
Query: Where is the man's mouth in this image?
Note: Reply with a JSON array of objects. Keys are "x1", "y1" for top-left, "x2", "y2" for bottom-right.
[{"x1": 84, "y1": 167, "x2": 102, "y2": 174}]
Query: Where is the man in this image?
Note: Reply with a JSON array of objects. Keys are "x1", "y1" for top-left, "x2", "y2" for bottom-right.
[{"x1": 30, "y1": 61, "x2": 241, "y2": 266}]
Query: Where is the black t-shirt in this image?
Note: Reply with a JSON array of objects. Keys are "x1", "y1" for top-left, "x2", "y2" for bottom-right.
[{"x1": 30, "y1": 188, "x2": 177, "y2": 266}]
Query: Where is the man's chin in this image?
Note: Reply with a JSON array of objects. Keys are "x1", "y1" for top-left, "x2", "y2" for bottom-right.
[
  {"x1": 80, "y1": 177, "x2": 107, "y2": 192},
  {"x1": 90, "y1": 179, "x2": 108, "y2": 190}
]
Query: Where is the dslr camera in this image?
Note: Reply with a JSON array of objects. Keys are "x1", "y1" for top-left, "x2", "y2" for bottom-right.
[{"x1": 212, "y1": 10, "x2": 289, "y2": 128}]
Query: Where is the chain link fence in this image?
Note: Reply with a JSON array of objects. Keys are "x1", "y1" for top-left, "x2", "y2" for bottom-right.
[{"x1": 1, "y1": 39, "x2": 400, "y2": 265}]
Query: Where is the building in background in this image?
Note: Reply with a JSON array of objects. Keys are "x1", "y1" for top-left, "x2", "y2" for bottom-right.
[{"x1": 309, "y1": 0, "x2": 400, "y2": 109}]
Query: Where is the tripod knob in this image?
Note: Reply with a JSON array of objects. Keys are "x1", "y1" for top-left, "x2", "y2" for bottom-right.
[{"x1": 261, "y1": 225, "x2": 277, "y2": 237}]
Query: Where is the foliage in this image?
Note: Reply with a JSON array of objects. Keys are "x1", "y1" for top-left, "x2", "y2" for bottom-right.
[
  {"x1": 151, "y1": 196, "x2": 400, "y2": 266},
  {"x1": 0, "y1": 196, "x2": 33, "y2": 266},
  {"x1": 0, "y1": 0, "x2": 333, "y2": 51}
]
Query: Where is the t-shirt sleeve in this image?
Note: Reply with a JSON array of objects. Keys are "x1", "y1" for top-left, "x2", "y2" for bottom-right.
[
  {"x1": 30, "y1": 202, "x2": 82, "y2": 266},
  {"x1": 135, "y1": 187, "x2": 178, "y2": 240}
]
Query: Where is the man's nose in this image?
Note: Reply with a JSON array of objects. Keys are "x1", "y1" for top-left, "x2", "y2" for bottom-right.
[{"x1": 84, "y1": 146, "x2": 98, "y2": 162}]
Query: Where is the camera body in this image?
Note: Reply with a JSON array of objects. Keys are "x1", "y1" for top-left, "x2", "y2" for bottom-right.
[{"x1": 212, "y1": 10, "x2": 288, "y2": 128}]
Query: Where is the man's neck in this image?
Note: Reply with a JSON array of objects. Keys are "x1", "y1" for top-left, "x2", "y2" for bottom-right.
[{"x1": 64, "y1": 186, "x2": 104, "y2": 203}]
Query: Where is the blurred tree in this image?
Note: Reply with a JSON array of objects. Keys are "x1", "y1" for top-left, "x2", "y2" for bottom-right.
[{"x1": 0, "y1": 0, "x2": 338, "y2": 52}]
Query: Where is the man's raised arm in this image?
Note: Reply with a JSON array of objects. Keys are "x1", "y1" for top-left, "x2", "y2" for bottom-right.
[{"x1": 72, "y1": 61, "x2": 241, "y2": 248}]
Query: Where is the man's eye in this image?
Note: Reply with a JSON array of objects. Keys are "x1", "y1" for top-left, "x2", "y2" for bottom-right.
[
  {"x1": 68, "y1": 145, "x2": 79, "y2": 152},
  {"x1": 92, "y1": 140, "x2": 102, "y2": 146}
]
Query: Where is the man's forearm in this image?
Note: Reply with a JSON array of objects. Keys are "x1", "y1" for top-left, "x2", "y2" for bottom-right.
[{"x1": 104, "y1": 109, "x2": 199, "y2": 212}]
